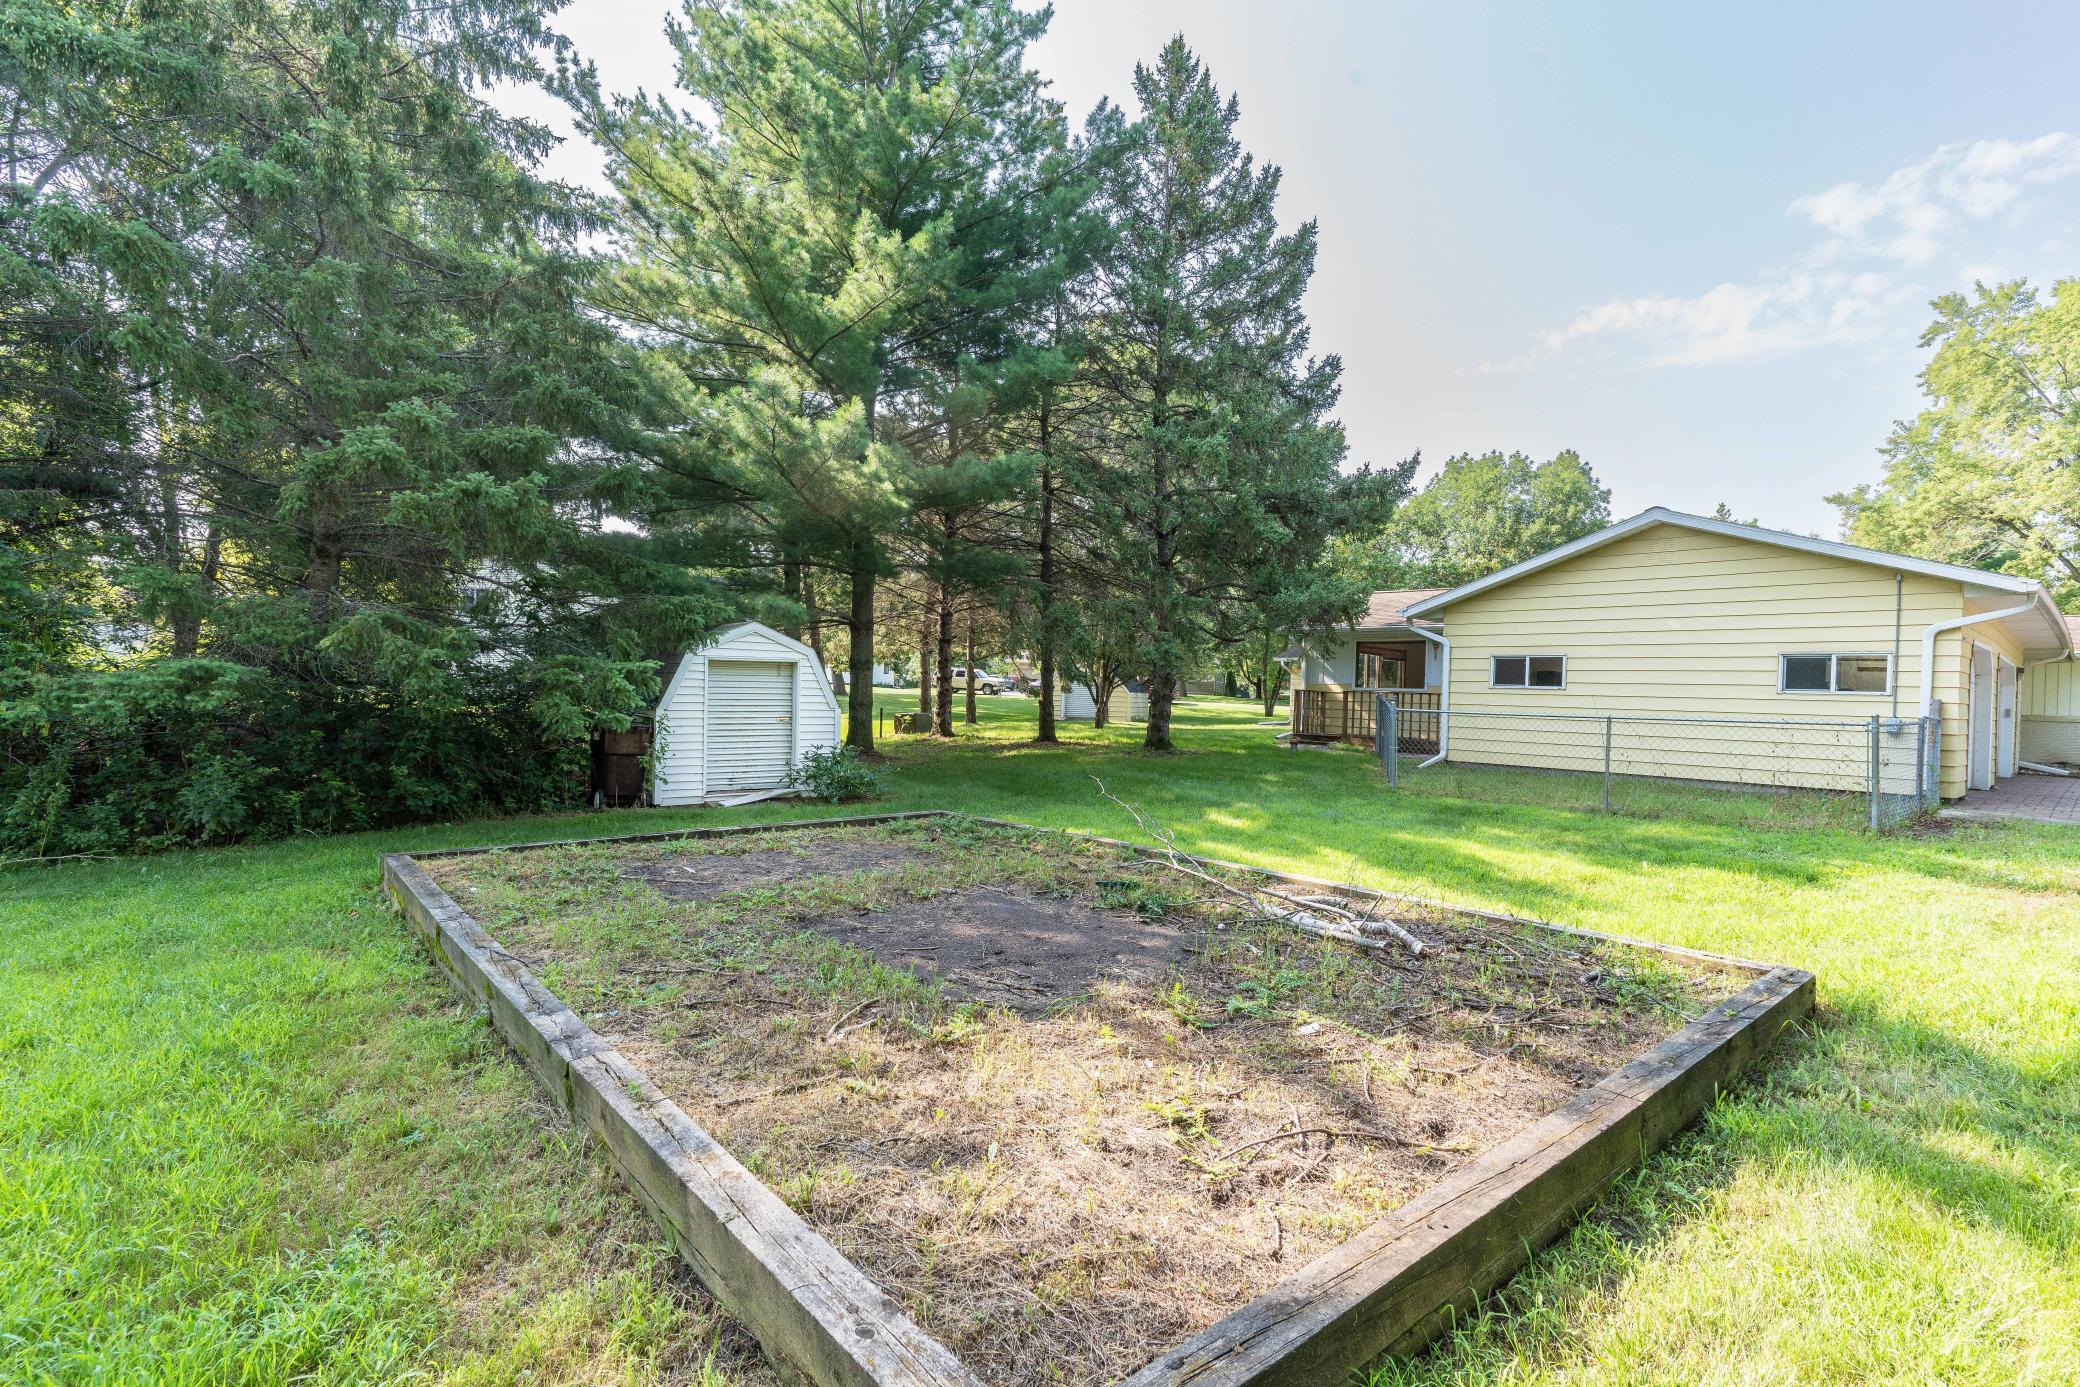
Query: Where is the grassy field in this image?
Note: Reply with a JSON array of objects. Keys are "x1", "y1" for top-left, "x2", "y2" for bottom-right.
[{"x1": 3, "y1": 692, "x2": 2075, "y2": 1385}]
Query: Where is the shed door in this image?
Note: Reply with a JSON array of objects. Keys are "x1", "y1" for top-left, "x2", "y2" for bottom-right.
[{"x1": 706, "y1": 660, "x2": 796, "y2": 792}]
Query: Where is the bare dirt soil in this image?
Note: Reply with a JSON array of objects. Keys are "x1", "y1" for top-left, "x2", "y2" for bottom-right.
[
  {"x1": 430, "y1": 821, "x2": 1741, "y2": 1387},
  {"x1": 798, "y1": 886, "x2": 1196, "y2": 1013}
]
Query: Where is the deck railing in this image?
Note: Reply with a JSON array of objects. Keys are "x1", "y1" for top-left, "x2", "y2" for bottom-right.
[{"x1": 1295, "y1": 688, "x2": 1440, "y2": 751}]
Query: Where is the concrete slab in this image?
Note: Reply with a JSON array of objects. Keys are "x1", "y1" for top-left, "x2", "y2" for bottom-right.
[{"x1": 1941, "y1": 773, "x2": 2080, "y2": 825}]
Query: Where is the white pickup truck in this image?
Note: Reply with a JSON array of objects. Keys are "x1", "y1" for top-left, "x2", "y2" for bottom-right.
[{"x1": 948, "y1": 667, "x2": 1005, "y2": 695}]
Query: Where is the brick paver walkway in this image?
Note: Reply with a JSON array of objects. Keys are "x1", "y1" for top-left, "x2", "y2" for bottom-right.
[{"x1": 1943, "y1": 773, "x2": 2080, "y2": 824}]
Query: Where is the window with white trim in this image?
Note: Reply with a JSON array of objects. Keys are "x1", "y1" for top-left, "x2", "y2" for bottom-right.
[
  {"x1": 1779, "y1": 652, "x2": 1890, "y2": 694},
  {"x1": 1490, "y1": 654, "x2": 1565, "y2": 689}
]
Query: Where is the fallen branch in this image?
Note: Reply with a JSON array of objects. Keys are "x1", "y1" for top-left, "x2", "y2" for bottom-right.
[
  {"x1": 1091, "y1": 776, "x2": 1434, "y2": 956},
  {"x1": 1213, "y1": 1123, "x2": 1417, "y2": 1164},
  {"x1": 824, "y1": 998, "x2": 878, "y2": 1042}
]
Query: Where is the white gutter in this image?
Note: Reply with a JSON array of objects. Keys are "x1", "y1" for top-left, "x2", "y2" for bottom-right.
[
  {"x1": 1916, "y1": 601, "x2": 2038, "y2": 713},
  {"x1": 1410, "y1": 626, "x2": 1450, "y2": 767}
]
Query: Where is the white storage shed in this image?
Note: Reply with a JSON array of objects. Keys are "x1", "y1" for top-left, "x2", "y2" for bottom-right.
[
  {"x1": 654, "y1": 622, "x2": 840, "y2": 806},
  {"x1": 1057, "y1": 681, "x2": 1148, "y2": 724}
]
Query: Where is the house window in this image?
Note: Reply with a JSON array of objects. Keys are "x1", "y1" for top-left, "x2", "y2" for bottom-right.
[
  {"x1": 1491, "y1": 655, "x2": 1565, "y2": 689},
  {"x1": 1779, "y1": 652, "x2": 1890, "y2": 695},
  {"x1": 1355, "y1": 643, "x2": 1411, "y2": 689}
]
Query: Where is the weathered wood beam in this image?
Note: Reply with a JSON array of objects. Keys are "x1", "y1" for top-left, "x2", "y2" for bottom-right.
[{"x1": 381, "y1": 850, "x2": 982, "y2": 1387}]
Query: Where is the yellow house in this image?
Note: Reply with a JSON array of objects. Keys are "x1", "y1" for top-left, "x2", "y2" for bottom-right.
[{"x1": 1292, "y1": 508, "x2": 2073, "y2": 801}]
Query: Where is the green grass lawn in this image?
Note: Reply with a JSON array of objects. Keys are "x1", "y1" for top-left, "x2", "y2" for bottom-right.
[{"x1": 4, "y1": 693, "x2": 2076, "y2": 1385}]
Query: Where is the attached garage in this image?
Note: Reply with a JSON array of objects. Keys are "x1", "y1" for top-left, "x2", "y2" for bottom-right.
[{"x1": 653, "y1": 622, "x2": 841, "y2": 806}]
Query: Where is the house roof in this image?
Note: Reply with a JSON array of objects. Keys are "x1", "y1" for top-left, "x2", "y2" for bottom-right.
[
  {"x1": 1356, "y1": 587, "x2": 1448, "y2": 628},
  {"x1": 1401, "y1": 507, "x2": 2074, "y2": 658}
]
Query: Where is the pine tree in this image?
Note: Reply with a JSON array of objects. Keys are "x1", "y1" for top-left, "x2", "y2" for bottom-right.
[
  {"x1": 1, "y1": 0, "x2": 721, "y2": 850},
  {"x1": 587, "y1": 0, "x2": 1078, "y2": 752},
  {"x1": 1078, "y1": 38, "x2": 1372, "y2": 751}
]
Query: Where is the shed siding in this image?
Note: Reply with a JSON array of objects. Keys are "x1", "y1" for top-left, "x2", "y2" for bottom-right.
[
  {"x1": 651, "y1": 623, "x2": 842, "y2": 807},
  {"x1": 654, "y1": 657, "x2": 708, "y2": 806},
  {"x1": 793, "y1": 655, "x2": 841, "y2": 752},
  {"x1": 1434, "y1": 524, "x2": 1986, "y2": 796},
  {"x1": 1057, "y1": 684, "x2": 1147, "y2": 723}
]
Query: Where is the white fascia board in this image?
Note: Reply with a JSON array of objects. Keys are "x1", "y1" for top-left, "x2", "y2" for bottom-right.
[{"x1": 1403, "y1": 507, "x2": 2055, "y2": 630}]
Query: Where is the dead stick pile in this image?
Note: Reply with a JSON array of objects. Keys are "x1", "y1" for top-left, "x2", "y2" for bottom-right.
[{"x1": 1091, "y1": 777, "x2": 1435, "y2": 958}]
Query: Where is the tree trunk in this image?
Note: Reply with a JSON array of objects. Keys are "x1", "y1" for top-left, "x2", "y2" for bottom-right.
[
  {"x1": 172, "y1": 526, "x2": 220, "y2": 659},
  {"x1": 918, "y1": 609, "x2": 934, "y2": 728},
  {"x1": 782, "y1": 557, "x2": 804, "y2": 640},
  {"x1": 964, "y1": 622, "x2": 977, "y2": 725},
  {"x1": 934, "y1": 585, "x2": 955, "y2": 737},
  {"x1": 844, "y1": 545, "x2": 876, "y2": 753},
  {"x1": 1036, "y1": 461, "x2": 1057, "y2": 744},
  {"x1": 303, "y1": 504, "x2": 344, "y2": 626},
  {"x1": 802, "y1": 572, "x2": 834, "y2": 696},
  {"x1": 1145, "y1": 668, "x2": 1178, "y2": 750},
  {"x1": 1038, "y1": 653, "x2": 1057, "y2": 741},
  {"x1": 1143, "y1": 378, "x2": 1177, "y2": 751},
  {"x1": 1260, "y1": 630, "x2": 1279, "y2": 717}
]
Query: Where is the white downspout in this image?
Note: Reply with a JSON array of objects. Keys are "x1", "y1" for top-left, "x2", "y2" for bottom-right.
[
  {"x1": 1917, "y1": 601, "x2": 2038, "y2": 713},
  {"x1": 1411, "y1": 626, "x2": 1450, "y2": 768}
]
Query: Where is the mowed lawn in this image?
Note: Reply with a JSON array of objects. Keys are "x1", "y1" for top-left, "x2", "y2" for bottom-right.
[{"x1": 3, "y1": 693, "x2": 2075, "y2": 1386}]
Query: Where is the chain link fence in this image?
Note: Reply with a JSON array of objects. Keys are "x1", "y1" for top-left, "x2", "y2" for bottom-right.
[{"x1": 1375, "y1": 698, "x2": 1941, "y2": 831}]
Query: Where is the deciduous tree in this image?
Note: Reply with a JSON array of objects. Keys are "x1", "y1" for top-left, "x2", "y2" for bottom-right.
[
  {"x1": 1338, "y1": 449, "x2": 1609, "y2": 589},
  {"x1": 1829, "y1": 279, "x2": 2080, "y2": 606}
]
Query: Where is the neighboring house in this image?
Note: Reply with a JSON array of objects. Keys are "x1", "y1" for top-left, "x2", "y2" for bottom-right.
[
  {"x1": 1290, "y1": 508, "x2": 2074, "y2": 800},
  {"x1": 654, "y1": 622, "x2": 840, "y2": 806},
  {"x1": 2019, "y1": 616, "x2": 2080, "y2": 767}
]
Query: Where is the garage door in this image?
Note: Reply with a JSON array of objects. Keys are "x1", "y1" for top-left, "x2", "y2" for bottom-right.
[{"x1": 706, "y1": 660, "x2": 796, "y2": 792}]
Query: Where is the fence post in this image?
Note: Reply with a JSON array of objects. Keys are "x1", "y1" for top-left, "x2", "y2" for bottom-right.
[
  {"x1": 1602, "y1": 716, "x2": 1613, "y2": 814},
  {"x1": 1376, "y1": 695, "x2": 1398, "y2": 787},
  {"x1": 1914, "y1": 716, "x2": 1927, "y2": 812},
  {"x1": 1868, "y1": 715, "x2": 1881, "y2": 831}
]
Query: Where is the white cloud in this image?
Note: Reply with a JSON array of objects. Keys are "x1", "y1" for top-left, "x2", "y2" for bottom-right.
[
  {"x1": 1488, "y1": 132, "x2": 2079, "y2": 373},
  {"x1": 1792, "y1": 133, "x2": 2080, "y2": 266}
]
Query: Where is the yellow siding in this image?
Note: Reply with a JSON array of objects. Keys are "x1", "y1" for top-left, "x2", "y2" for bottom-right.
[{"x1": 1436, "y1": 524, "x2": 1986, "y2": 796}]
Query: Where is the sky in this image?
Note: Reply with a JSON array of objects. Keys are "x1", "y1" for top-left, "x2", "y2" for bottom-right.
[{"x1": 494, "y1": 0, "x2": 2080, "y2": 536}]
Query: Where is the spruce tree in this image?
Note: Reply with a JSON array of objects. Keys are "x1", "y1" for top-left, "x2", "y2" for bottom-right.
[{"x1": 1079, "y1": 38, "x2": 1371, "y2": 751}]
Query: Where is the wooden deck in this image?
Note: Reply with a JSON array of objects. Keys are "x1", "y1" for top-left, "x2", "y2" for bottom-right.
[{"x1": 1294, "y1": 688, "x2": 1441, "y2": 753}]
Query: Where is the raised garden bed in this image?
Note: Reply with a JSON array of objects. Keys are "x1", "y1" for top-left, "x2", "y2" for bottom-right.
[{"x1": 383, "y1": 811, "x2": 1811, "y2": 1387}]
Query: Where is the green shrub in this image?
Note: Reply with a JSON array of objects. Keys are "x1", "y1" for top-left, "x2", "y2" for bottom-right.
[{"x1": 788, "y1": 745, "x2": 882, "y2": 804}]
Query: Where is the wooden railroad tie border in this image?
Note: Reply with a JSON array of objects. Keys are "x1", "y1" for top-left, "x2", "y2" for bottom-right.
[{"x1": 381, "y1": 811, "x2": 1814, "y2": 1387}]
